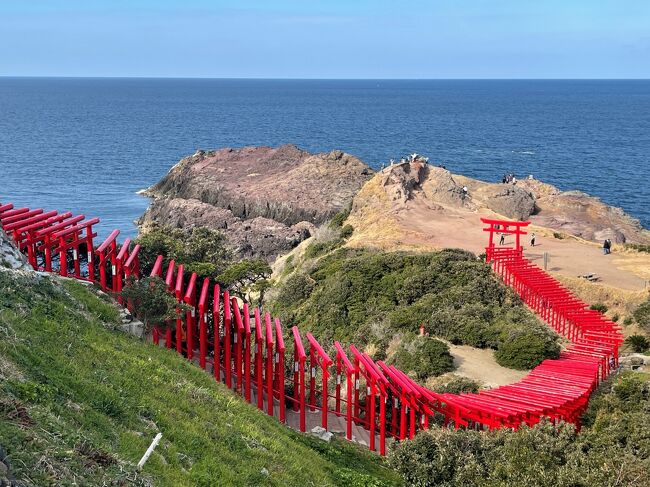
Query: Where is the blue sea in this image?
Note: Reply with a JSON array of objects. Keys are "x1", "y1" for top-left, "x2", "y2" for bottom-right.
[{"x1": 1, "y1": 78, "x2": 649, "y2": 239}]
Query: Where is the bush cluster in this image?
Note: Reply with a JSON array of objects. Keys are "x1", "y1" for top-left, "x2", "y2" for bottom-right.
[
  {"x1": 633, "y1": 299, "x2": 650, "y2": 334},
  {"x1": 390, "y1": 372, "x2": 650, "y2": 487},
  {"x1": 272, "y1": 248, "x2": 559, "y2": 372},
  {"x1": 389, "y1": 334, "x2": 454, "y2": 380}
]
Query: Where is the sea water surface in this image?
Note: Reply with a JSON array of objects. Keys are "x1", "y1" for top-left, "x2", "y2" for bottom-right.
[{"x1": 1, "y1": 78, "x2": 649, "y2": 238}]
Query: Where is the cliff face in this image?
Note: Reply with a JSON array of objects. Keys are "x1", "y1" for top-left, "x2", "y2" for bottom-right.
[
  {"x1": 0, "y1": 229, "x2": 30, "y2": 270},
  {"x1": 140, "y1": 145, "x2": 373, "y2": 260},
  {"x1": 349, "y1": 161, "x2": 650, "y2": 247}
]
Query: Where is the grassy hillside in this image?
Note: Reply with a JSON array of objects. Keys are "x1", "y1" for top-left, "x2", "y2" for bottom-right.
[
  {"x1": 0, "y1": 269, "x2": 399, "y2": 487},
  {"x1": 271, "y1": 248, "x2": 559, "y2": 373}
]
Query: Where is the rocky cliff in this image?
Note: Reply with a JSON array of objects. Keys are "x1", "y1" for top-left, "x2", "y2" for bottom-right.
[
  {"x1": 0, "y1": 229, "x2": 30, "y2": 271},
  {"x1": 140, "y1": 145, "x2": 373, "y2": 260}
]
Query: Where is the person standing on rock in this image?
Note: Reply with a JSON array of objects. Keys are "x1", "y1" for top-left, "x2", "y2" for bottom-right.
[{"x1": 530, "y1": 233, "x2": 536, "y2": 247}]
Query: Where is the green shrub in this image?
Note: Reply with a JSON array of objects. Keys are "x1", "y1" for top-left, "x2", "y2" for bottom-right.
[
  {"x1": 136, "y1": 225, "x2": 232, "y2": 279},
  {"x1": 304, "y1": 238, "x2": 344, "y2": 259},
  {"x1": 612, "y1": 313, "x2": 620, "y2": 322},
  {"x1": 390, "y1": 372, "x2": 650, "y2": 487},
  {"x1": 553, "y1": 232, "x2": 565, "y2": 239},
  {"x1": 623, "y1": 315, "x2": 635, "y2": 326},
  {"x1": 430, "y1": 376, "x2": 481, "y2": 394},
  {"x1": 328, "y1": 207, "x2": 351, "y2": 228},
  {"x1": 633, "y1": 300, "x2": 650, "y2": 334},
  {"x1": 589, "y1": 303, "x2": 609, "y2": 313},
  {"x1": 340, "y1": 224, "x2": 354, "y2": 239},
  {"x1": 625, "y1": 243, "x2": 650, "y2": 253},
  {"x1": 494, "y1": 328, "x2": 560, "y2": 369},
  {"x1": 389, "y1": 335, "x2": 454, "y2": 380},
  {"x1": 625, "y1": 334, "x2": 650, "y2": 353}
]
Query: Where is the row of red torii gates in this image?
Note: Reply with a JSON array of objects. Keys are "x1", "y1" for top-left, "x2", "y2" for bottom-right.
[{"x1": 0, "y1": 202, "x2": 623, "y2": 455}]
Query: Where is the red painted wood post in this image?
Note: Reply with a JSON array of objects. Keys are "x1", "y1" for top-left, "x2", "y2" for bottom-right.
[
  {"x1": 232, "y1": 297, "x2": 243, "y2": 392},
  {"x1": 334, "y1": 342, "x2": 354, "y2": 440},
  {"x1": 243, "y1": 304, "x2": 252, "y2": 403},
  {"x1": 292, "y1": 327, "x2": 307, "y2": 432},
  {"x1": 409, "y1": 399, "x2": 416, "y2": 439},
  {"x1": 353, "y1": 357, "x2": 360, "y2": 423},
  {"x1": 255, "y1": 308, "x2": 264, "y2": 410},
  {"x1": 150, "y1": 255, "x2": 164, "y2": 345},
  {"x1": 307, "y1": 333, "x2": 332, "y2": 430},
  {"x1": 96, "y1": 229, "x2": 120, "y2": 292},
  {"x1": 164, "y1": 259, "x2": 176, "y2": 349},
  {"x1": 274, "y1": 318, "x2": 286, "y2": 423},
  {"x1": 265, "y1": 313, "x2": 274, "y2": 417},
  {"x1": 399, "y1": 394, "x2": 407, "y2": 440},
  {"x1": 58, "y1": 235, "x2": 68, "y2": 277},
  {"x1": 174, "y1": 264, "x2": 184, "y2": 355},
  {"x1": 213, "y1": 284, "x2": 221, "y2": 381},
  {"x1": 198, "y1": 278, "x2": 210, "y2": 369},
  {"x1": 321, "y1": 360, "x2": 329, "y2": 429},
  {"x1": 72, "y1": 231, "x2": 82, "y2": 278},
  {"x1": 109, "y1": 239, "x2": 118, "y2": 291},
  {"x1": 44, "y1": 234, "x2": 53, "y2": 272},
  {"x1": 368, "y1": 382, "x2": 376, "y2": 451},
  {"x1": 335, "y1": 355, "x2": 342, "y2": 413},
  {"x1": 115, "y1": 238, "x2": 131, "y2": 303},
  {"x1": 223, "y1": 290, "x2": 232, "y2": 388},
  {"x1": 390, "y1": 396, "x2": 398, "y2": 436},
  {"x1": 346, "y1": 371, "x2": 353, "y2": 440},
  {"x1": 309, "y1": 346, "x2": 317, "y2": 412},
  {"x1": 184, "y1": 273, "x2": 197, "y2": 361},
  {"x1": 379, "y1": 390, "x2": 387, "y2": 456}
]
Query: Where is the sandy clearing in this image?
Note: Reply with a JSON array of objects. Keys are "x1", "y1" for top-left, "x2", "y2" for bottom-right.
[
  {"x1": 447, "y1": 344, "x2": 528, "y2": 388},
  {"x1": 389, "y1": 196, "x2": 650, "y2": 291}
]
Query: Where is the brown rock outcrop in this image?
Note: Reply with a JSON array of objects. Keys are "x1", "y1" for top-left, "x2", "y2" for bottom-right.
[
  {"x1": 140, "y1": 145, "x2": 373, "y2": 260},
  {"x1": 517, "y1": 179, "x2": 647, "y2": 243}
]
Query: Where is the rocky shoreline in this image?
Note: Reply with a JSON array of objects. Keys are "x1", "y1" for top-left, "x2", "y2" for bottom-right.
[
  {"x1": 139, "y1": 144, "x2": 372, "y2": 260},
  {"x1": 139, "y1": 146, "x2": 649, "y2": 261}
]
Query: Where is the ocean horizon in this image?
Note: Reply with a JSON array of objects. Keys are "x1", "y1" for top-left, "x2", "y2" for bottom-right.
[{"x1": 1, "y1": 77, "x2": 649, "y2": 238}]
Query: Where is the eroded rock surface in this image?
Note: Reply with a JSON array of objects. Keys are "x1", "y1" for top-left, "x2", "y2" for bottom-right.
[
  {"x1": 0, "y1": 230, "x2": 30, "y2": 271},
  {"x1": 354, "y1": 161, "x2": 649, "y2": 245},
  {"x1": 140, "y1": 145, "x2": 373, "y2": 259}
]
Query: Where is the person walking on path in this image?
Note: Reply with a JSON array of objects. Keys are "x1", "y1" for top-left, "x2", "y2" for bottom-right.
[
  {"x1": 603, "y1": 239, "x2": 611, "y2": 255},
  {"x1": 530, "y1": 233, "x2": 536, "y2": 247},
  {"x1": 499, "y1": 233, "x2": 505, "y2": 245}
]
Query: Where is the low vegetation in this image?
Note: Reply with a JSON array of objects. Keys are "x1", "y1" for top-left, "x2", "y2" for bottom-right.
[
  {"x1": 137, "y1": 225, "x2": 271, "y2": 304},
  {"x1": 389, "y1": 334, "x2": 454, "y2": 380},
  {"x1": 625, "y1": 334, "x2": 650, "y2": 353},
  {"x1": 633, "y1": 298, "x2": 650, "y2": 334},
  {"x1": 272, "y1": 248, "x2": 560, "y2": 373},
  {"x1": 0, "y1": 270, "x2": 399, "y2": 486},
  {"x1": 625, "y1": 243, "x2": 650, "y2": 253},
  {"x1": 390, "y1": 371, "x2": 650, "y2": 486}
]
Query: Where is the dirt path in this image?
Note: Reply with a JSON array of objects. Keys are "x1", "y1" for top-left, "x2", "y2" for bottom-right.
[
  {"x1": 393, "y1": 198, "x2": 650, "y2": 291},
  {"x1": 447, "y1": 344, "x2": 528, "y2": 388}
]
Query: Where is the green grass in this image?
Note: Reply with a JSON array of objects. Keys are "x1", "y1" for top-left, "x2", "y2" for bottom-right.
[{"x1": 0, "y1": 270, "x2": 400, "y2": 486}]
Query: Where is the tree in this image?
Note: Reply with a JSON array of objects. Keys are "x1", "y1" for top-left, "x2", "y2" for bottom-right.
[
  {"x1": 117, "y1": 276, "x2": 188, "y2": 334},
  {"x1": 136, "y1": 225, "x2": 233, "y2": 279},
  {"x1": 217, "y1": 259, "x2": 272, "y2": 304}
]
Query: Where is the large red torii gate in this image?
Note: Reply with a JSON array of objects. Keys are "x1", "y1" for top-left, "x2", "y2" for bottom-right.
[{"x1": 481, "y1": 217, "x2": 530, "y2": 261}]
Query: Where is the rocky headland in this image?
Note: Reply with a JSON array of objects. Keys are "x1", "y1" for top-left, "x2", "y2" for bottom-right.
[
  {"x1": 139, "y1": 144, "x2": 373, "y2": 260},
  {"x1": 140, "y1": 147, "x2": 650, "y2": 278}
]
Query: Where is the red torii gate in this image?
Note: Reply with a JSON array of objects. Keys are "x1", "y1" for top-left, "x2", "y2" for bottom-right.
[{"x1": 481, "y1": 217, "x2": 530, "y2": 261}]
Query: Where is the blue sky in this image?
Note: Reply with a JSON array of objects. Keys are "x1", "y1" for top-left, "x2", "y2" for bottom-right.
[{"x1": 1, "y1": 0, "x2": 649, "y2": 78}]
